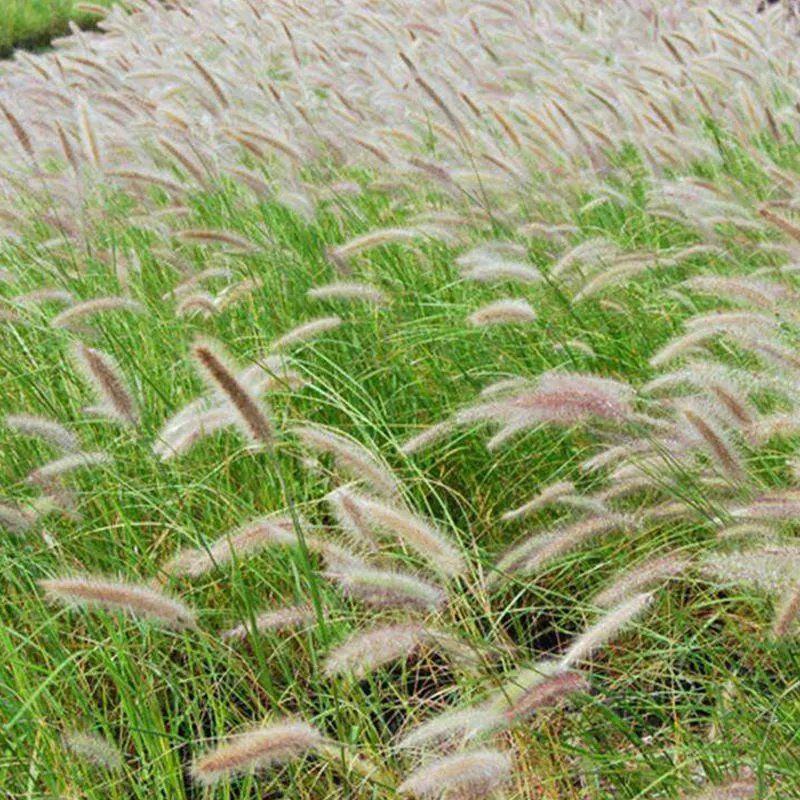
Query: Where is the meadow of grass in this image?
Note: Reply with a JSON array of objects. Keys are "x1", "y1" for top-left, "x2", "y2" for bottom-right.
[
  {"x1": 0, "y1": 0, "x2": 108, "y2": 58},
  {"x1": 1, "y1": 1, "x2": 800, "y2": 798}
]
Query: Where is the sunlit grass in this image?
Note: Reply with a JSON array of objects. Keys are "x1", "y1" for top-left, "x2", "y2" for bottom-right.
[{"x1": 1, "y1": 2, "x2": 799, "y2": 798}]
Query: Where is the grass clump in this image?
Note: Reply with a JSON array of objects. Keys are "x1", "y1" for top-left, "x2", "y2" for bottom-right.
[
  {"x1": 1, "y1": 1, "x2": 800, "y2": 799},
  {"x1": 0, "y1": 0, "x2": 110, "y2": 58}
]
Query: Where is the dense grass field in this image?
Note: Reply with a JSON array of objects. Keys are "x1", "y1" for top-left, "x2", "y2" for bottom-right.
[
  {"x1": 0, "y1": 0, "x2": 108, "y2": 57},
  {"x1": 1, "y1": 1, "x2": 800, "y2": 799}
]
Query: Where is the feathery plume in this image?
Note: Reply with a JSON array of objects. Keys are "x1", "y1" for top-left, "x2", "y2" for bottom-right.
[
  {"x1": 165, "y1": 515, "x2": 305, "y2": 577},
  {"x1": 51, "y1": 297, "x2": 145, "y2": 329},
  {"x1": 186, "y1": 52, "x2": 229, "y2": 109},
  {"x1": 348, "y1": 493, "x2": 465, "y2": 577},
  {"x1": 593, "y1": 553, "x2": 691, "y2": 608},
  {"x1": 772, "y1": 579, "x2": 800, "y2": 638},
  {"x1": 270, "y1": 316, "x2": 342, "y2": 352},
  {"x1": 649, "y1": 329, "x2": 715, "y2": 368},
  {"x1": 399, "y1": 420, "x2": 455, "y2": 456},
  {"x1": 398, "y1": 749, "x2": 512, "y2": 799},
  {"x1": 72, "y1": 344, "x2": 138, "y2": 425},
  {"x1": 501, "y1": 480, "x2": 576, "y2": 522},
  {"x1": 458, "y1": 371, "x2": 634, "y2": 433},
  {"x1": 62, "y1": 730, "x2": 122, "y2": 770},
  {"x1": 191, "y1": 721, "x2": 322, "y2": 786},
  {"x1": 293, "y1": 425, "x2": 399, "y2": 497},
  {"x1": 221, "y1": 604, "x2": 316, "y2": 640},
  {"x1": 215, "y1": 277, "x2": 264, "y2": 310},
  {"x1": 176, "y1": 292, "x2": 217, "y2": 318},
  {"x1": 504, "y1": 669, "x2": 589, "y2": 722},
  {"x1": 325, "y1": 564, "x2": 446, "y2": 612},
  {"x1": 485, "y1": 659, "x2": 564, "y2": 710},
  {"x1": 153, "y1": 407, "x2": 236, "y2": 460},
  {"x1": 165, "y1": 267, "x2": 233, "y2": 300},
  {"x1": 0, "y1": 502, "x2": 35, "y2": 535},
  {"x1": 468, "y1": 298, "x2": 537, "y2": 326},
  {"x1": 0, "y1": 101, "x2": 34, "y2": 160},
  {"x1": 395, "y1": 703, "x2": 504, "y2": 751},
  {"x1": 495, "y1": 513, "x2": 631, "y2": 579},
  {"x1": 176, "y1": 228, "x2": 257, "y2": 253},
  {"x1": 716, "y1": 522, "x2": 778, "y2": 542},
  {"x1": 758, "y1": 206, "x2": 800, "y2": 242},
  {"x1": 560, "y1": 592, "x2": 653, "y2": 667},
  {"x1": 5, "y1": 414, "x2": 78, "y2": 452},
  {"x1": 76, "y1": 100, "x2": 102, "y2": 169},
  {"x1": 701, "y1": 547, "x2": 800, "y2": 592},
  {"x1": 460, "y1": 258, "x2": 541, "y2": 284},
  {"x1": 326, "y1": 486, "x2": 381, "y2": 550},
  {"x1": 727, "y1": 490, "x2": 800, "y2": 521},
  {"x1": 192, "y1": 338, "x2": 274, "y2": 447},
  {"x1": 328, "y1": 227, "x2": 423, "y2": 264},
  {"x1": 40, "y1": 575, "x2": 196, "y2": 629},
  {"x1": 323, "y1": 622, "x2": 428, "y2": 678},
  {"x1": 108, "y1": 169, "x2": 185, "y2": 194},
  {"x1": 681, "y1": 406, "x2": 744, "y2": 480},
  {"x1": 27, "y1": 451, "x2": 110, "y2": 485},
  {"x1": 14, "y1": 288, "x2": 74, "y2": 306},
  {"x1": 681, "y1": 276, "x2": 792, "y2": 309}
]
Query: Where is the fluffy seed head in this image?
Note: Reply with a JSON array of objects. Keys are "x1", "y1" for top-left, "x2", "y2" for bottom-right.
[
  {"x1": 395, "y1": 703, "x2": 504, "y2": 751},
  {"x1": 495, "y1": 513, "x2": 630, "y2": 580},
  {"x1": 501, "y1": 480, "x2": 576, "y2": 522},
  {"x1": 593, "y1": 553, "x2": 691, "y2": 608},
  {"x1": 324, "y1": 564, "x2": 447, "y2": 612},
  {"x1": 323, "y1": 622, "x2": 427, "y2": 678},
  {"x1": 165, "y1": 515, "x2": 305, "y2": 577},
  {"x1": 0, "y1": 502, "x2": 35, "y2": 535},
  {"x1": 458, "y1": 371, "x2": 633, "y2": 435},
  {"x1": 221, "y1": 604, "x2": 316, "y2": 640},
  {"x1": 560, "y1": 592, "x2": 653, "y2": 667},
  {"x1": 504, "y1": 669, "x2": 589, "y2": 722},
  {"x1": 399, "y1": 419, "x2": 455, "y2": 456},
  {"x1": 293, "y1": 424, "x2": 400, "y2": 497},
  {"x1": 270, "y1": 316, "x2": 342, "y2": 352},
  {"x1": 398, "y1": 749, "x2": 513, "y2": 799},
  {"x1": 772, "y1": 580, "x2": 800, "y2": 638},
  {"x1": 468, "y1": 298, "x2": 537, "y2": 326},
  {"x1": 192, "y1": 338, "x2": 274, "y2": 447},
  {"x1": 681, "y1": 406, "x2": 744, "y2": 480},
  {"x1": 348, "y1": 493, "x2": 465, "y2": 577},
  {"x1": 191, "y1": 721, "x2": 322, "y2": 786},
  {"x1": 326, "y1": 485, "x2": 381, "y2": 550},
  {"x1": 40, "y1": 575, "x2": 196, "y2": 630},
  {"x1": 176, "y1": 228, "x2": 256, "y2": 252},
  {"x1": 51, "y1": 296, "x2": 144, "y2": 329},
  {"x1": 27, "y1": 451, "x2": 111, "y2": 485},
  {"x1": 701, "y1": 547, "x2": 800, "y2": 593},
  {"x1": 73, "y1": 344, "x2": 138, "y2": 425},
  {"x1": 62, "y1": 730, "x2": 122, "y2": 770},
  {"x1": 5, "y1": 414, "x2": 79, "y2": 452}
]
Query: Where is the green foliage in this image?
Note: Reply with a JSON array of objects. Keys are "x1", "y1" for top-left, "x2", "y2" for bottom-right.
[
  {"x1": 0, "y1": 0, "x2": 109, "y2": 58},
  {"x1": 1, "y1": 145, "x2": 798, "y2": 798}
]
